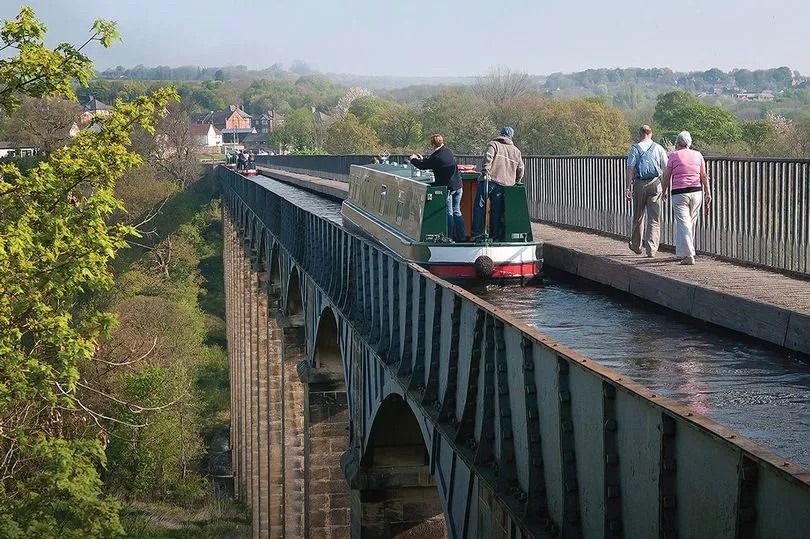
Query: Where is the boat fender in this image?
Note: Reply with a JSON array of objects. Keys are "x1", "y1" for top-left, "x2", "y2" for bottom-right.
[{"x1": 474, "y1": 255, "x2": 494, "y2": 278}]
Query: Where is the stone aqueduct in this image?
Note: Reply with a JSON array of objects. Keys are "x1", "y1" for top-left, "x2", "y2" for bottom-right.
[{"x1": 221, "y1": 167, "x2": 810, "y2": 538}]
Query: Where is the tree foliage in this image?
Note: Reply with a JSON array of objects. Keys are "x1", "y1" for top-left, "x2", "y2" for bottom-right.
[
  {"x1": 3, "y1": 95, "x2": 84, "y2": 153},
  {"x1": 0, "y1": 7, "x2": 177, "y2": 535},
  {"x1": 324, "y1": 113, "x2": 379, "y2": 154},
  {"x1": 421, "y1": 88, "x2": 495, "y2": 154},
  {"x1": 269, "y1": 106, "x2": 327, "y2": 153},
  {"x1": 0, "y1": 7, "x2": 121, "y2": 112},
  {"x1": 348, "y1": 96, "x2": 422, "y2": 151},
  {"x1": 653, "y1": 90, "x2": 742, "y2": 146},
  {"x1": 475, "y1": 65, "x2": 531, "y2": 105}
]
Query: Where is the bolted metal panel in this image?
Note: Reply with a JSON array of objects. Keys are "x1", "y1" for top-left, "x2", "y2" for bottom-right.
[
  {"x1": 376, "y1": 252, "x2": 391, "y2": 355},
  {"x1": 422, "y1": 282, "x2": 443, "y2": 413},
  {"x1": 602, "y1": 382, "x2": 623, "y2": 537},
  {"x1": 407, "y1": 274, "x2": 428, "y2": 391},
  {"x1": 473, "y1": 316, "x2": 496, "y2": 470},
  {"x1": 520, "y1": 337, "x2": 551, "y2": 528},
  {"x1": 456, "y1": 309, "x2": 486, "y2": 451},
  {"x1": 568, "y1": 361, "x2": 605, "y2": 538},
  {"x1": 493, "y1": 320, "x2": 519, "y2": 502},
  {"x1": 557, "y1": 357, "x2": 582, "y2": 538},
  {"x1": 438, "y1": 296, "x2": 462, "y2": 427},
  {"x1": 438, "y1": 295, "x2": 462, "y2": 418},
  {"x1": 735, "y1": 454, "x2": 759, "y2": 539},
  {"x1": 660, "y1": 413, "x2": 678, "y2": 538}
]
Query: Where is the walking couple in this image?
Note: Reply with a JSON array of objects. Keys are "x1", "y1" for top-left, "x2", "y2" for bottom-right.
[{"x1": 626, "y1": 125, "x2": 712, "y2": 265}]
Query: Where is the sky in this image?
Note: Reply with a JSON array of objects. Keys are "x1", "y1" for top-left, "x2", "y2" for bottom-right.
[{"x1": 4, "y1": 0, "x2": 809, "y2": 77}]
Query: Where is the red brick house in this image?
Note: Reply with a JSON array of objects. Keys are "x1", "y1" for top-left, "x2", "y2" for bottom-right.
[{"x1": 191, "y1": 105, "x2": 252, "y2": 131}]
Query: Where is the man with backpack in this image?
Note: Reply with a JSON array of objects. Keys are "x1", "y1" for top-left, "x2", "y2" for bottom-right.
[{"x1": 626, "y1": 125, "x2": 669, "y2": 257}]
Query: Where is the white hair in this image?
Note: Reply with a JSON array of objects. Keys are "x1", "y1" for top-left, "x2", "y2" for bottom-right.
[{"x1": 675, "y1": 131, "x2": 692, "y2": 148}]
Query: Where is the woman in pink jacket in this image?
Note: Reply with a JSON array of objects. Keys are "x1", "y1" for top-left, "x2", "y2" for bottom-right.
[{"x1": 661, "y1": 131, "x2": 712, "y2": 265}]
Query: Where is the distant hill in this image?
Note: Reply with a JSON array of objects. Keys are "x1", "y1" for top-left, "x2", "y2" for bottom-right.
[
  {"x1": 323, "y1": 73, "x2": 480, "y2": 90},
  {"x1": 542, "y1": 66, "x2": 802, "y2": 96},
  {"x1": 97, "y1": 64, "x2": 802, "y2": 95}
]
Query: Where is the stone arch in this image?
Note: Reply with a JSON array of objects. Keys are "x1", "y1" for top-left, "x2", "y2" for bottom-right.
[
  {"x1": 313, "y1": 306, "x2": 344, "y2": 382},
  {"x1": 302, "y1": 305, "x2": 351, "y2": 535},
  {"x1": 358, "y1": 394, "x2": 446, "y2": 537}
]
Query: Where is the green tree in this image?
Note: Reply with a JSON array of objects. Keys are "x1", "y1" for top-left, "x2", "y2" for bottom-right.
[
  {"x1": 0, "y1": 7, "x2": 119, "y2": 111},
  {"x1": 349, "y1": 95, "x2": 391, "y2": 133},
  {"x1": 421, "y1": 88, "x2": 495, "y2": 154},
  {"x1": 653, "y1": 90, "x2": 742, "y2": 146},
  {"x1": 324, "y1": 113, "x2": 380, "y2": 154},
  {"x1": 3, "y1": 95, "x2": 84, "y2": 153},
  {"x1": 613, "y1": 84, "x2": 645, "y2": 110},
  {"x1": 379, "y1": 104, "x2": 423, "y2": 151},
  {"x1": 568, "y1": 98, "x2": 632, "y2": 154},
  {"x1": 0, "y1": 7, "x2": 177, "y2": 535},
  {"x1": 270, "y1": 106, "x2": 326, "y2": 152},
  {"x1": 348, "y1": 97, "x2": 423, "y2": 151},
  {"x1": 740, "y1": 119, "x2": 777, "y2": 155}
]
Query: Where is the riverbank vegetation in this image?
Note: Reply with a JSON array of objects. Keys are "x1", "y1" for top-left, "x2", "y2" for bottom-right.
[{"x1": 0, "y1": 7, "x2": 245, "y2": 537}]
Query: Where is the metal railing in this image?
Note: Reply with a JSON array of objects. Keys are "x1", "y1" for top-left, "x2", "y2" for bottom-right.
[{"x1": 255, "y1": 154, "x2": 810, "y2": 275}]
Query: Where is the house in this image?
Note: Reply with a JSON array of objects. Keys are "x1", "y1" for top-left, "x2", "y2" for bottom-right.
[
  {"x1": 190, "y1": 123, "x2": 223, "y2": 147},
  {"x1": 80, "y1": 96, "x2": 112, "y2": 124},
  {"x1": 221, "y1": 127, "x2": 257, "y2": 144},
  {"x1": 255, "y1": 109, "x2": 284, "y2": 135},
  {"x1": 311, "y1": 106, "x2": 331, "y2": 124},
  {"x1": 241, "y1": 132, "x2": 270, "y2": 151},
  {"x1": 0, "y1": 141, "x2": 39, "y2": 159},
  {"x1": 734, "y1": 91, "x2": 775, "y2": 102},
  {"x1": 191, "y1": 105, "x2": 252, "y2": 131}
]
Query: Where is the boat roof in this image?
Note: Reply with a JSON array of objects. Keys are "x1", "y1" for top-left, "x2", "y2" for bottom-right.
[{"x1": 355, "y1": 163, "x2": 434, "y2": 183}]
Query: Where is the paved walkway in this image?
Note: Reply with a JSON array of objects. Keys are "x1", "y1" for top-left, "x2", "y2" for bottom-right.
[
  {"x1": 534, "y1": 222, "x2": 810, "y2": 354},
  {"x1": 533, "y1": 223, "x2": 810, "y2": 312},
  {"x1": 256, "y1": 166, "x2": 349, "y2": 199},
  {"x1": 256, "y1": 166, "x2": 810, "y2": 354}
]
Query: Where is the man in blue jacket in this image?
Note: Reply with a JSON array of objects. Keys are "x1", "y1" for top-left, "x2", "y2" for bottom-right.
[{"x1": 410, "y1": 134, "x2": 465, "y2": 241}]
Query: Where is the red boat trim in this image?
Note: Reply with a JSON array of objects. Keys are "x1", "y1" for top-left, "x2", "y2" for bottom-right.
[{"x1": 429, "y1": 262, "x2": 537, "y2": 280}]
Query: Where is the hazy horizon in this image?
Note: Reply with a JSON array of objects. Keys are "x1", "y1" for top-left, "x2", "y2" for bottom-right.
[{"x1": 4, "y1": 0, "x2": 810, "y2": 77}]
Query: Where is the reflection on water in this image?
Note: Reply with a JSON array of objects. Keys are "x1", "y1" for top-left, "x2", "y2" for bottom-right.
[
  {"x1": 252, "y1": 174, "x2": 344, "y2": 223},
  {"x1": 466, "y1": 273, "x2": 810, "y2": 469}
]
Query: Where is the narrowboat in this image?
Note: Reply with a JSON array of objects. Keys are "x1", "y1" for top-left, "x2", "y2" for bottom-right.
[{"x1": 341, "y1": 163, "x2": 541, "y2": 281}]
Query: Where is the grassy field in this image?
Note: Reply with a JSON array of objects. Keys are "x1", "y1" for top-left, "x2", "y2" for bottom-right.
[{"x1": 120, "y1": 499, "x2": 250, "y2": 538}]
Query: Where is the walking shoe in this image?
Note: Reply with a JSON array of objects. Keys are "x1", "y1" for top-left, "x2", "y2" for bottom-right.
[
  {"x1": 628, "y1": 242, "x2": 642, "y2": 254},
  {"x1": 645, "y1": 252, "x2": 655, "y2": 258},
  {"x1": 679, "y1": 256, "x2": 695, "y2": 265}
]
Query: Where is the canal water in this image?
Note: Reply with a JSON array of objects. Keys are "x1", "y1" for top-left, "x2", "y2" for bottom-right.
[
  {"x1": 251, "y1": 173, "x2": 810, "y2": 469},
  {"x1": 466, "y1": 273, "x2": 810, "y2": 469}
]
